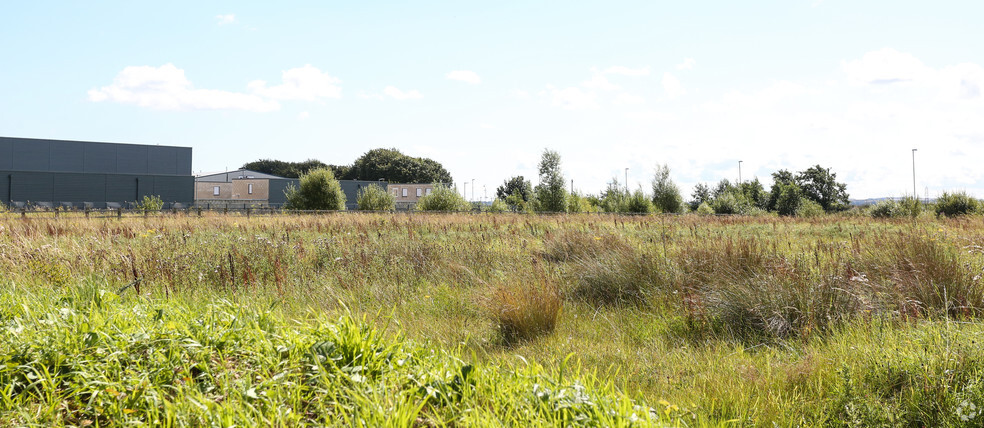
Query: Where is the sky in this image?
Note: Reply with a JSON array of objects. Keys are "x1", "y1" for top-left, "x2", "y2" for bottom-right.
[{"x1": 1, "y1": 1, "x2": 983, "y2": 200}]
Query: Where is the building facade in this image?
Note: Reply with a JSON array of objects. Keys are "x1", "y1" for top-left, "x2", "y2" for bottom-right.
[
  {"x1": 194, "y1": 169, "x2": 385, "y2": 210},
  {"x1": 0, "y1": 136, "x2": 194, "y2": 209},
  {"x1": 389, "y1": 183, "x2": 437, "y2": 210}
]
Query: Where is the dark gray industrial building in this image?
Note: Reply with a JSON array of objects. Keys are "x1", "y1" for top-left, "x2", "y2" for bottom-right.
[{"x1": 1, "y1": 136, "x2": 194, "y2": 209}]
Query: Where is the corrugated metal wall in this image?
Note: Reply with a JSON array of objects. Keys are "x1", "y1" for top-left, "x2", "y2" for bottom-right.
[{"x1": 0, "y1": 137, "x2": 194, "y2": 208}]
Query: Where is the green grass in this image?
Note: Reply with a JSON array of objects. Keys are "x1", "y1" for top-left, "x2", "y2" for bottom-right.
[{"x1": 3, "y1": 212, "x2": 984, "y2": 425}]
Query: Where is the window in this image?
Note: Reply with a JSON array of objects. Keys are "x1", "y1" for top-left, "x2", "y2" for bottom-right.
[
  {"x1": 213, "y1": 186, "x2": 220, "y2": 196},
  {"x1": 402, "y1": 189, "x2": 408, "y2": 197},
  {"x1": 392, "y1": 187, "x2": 399, "y2": 195},
  {"x1": 248, "y1": 184, "x2": 253, "y2": 194},
  {"x1": 416, "y1": 188, "x2": 422, "y2": 197},
  {"x1": 426, "y1": 188, "x2": 432, "y2": 195}
]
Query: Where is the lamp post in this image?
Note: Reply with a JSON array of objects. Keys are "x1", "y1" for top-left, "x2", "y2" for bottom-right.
[
  {"x1": 912, "y1": 149, "x2": 917, "y2": 199},
  {"x1": 738, "y1": 160, "x2": 743, "y2": 184},
  {"x1": 624, "y1": 168, "x2": 629, "y2": 194},
  {"x1": 471, "y1": 179, "x2": 475, "y2": 202},
  {"x1": 463, "y1": 182, "x2": 468, "y2": 199}
]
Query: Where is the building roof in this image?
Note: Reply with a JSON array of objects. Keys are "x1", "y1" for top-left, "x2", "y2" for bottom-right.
[{"x1": 195, "y1": 169, "x2": 289, "y2": 182}]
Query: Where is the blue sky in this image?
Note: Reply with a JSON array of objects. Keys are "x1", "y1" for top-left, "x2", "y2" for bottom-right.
[{"x1": 2, "y1": 1, "x2": 983, "y2": 199}]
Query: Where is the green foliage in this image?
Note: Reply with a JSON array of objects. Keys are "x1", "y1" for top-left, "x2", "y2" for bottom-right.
[
  {"x1": 486, "y1": 198, "x2": 509, "y2": 213},
  {"x1": 897, "y1": 195, "x2": 923, "y2": 219},
  {"x1": 696, "y1": 201, "x2": 715, "y2": 215},
  {"x1": 774, "y1": 182, "x2": 802, "y2": 216},
  {"x1": 566, "y1": 192, "x2": 588, "y2": 213},
  {"x1": 738, "y1": 178, "x2": 768, "y2": 209},
  {"x1": 767, "y1": 169, "x2": 796, "y2": 212},
  {"x1": 710, "y1": 192, "x2": 741, "y2": 215},
  {"x1": 623, "y1": 189, "x2": 653, "y2": 214},
  {"x1": 136, "y1": 195, "x2": 164, "y2": 211},
  {"x1": 651, "y1": 164, "x2": 684, "y2": 214},
  {"x1": 533, "y1": 149, "x2": 567, "y2": 213},
  {"x1": 495, "y1": 176, "x2": 532, "y2": 202},
  {"x1": 346, "y1": 148, "x2": 452, "y2": 184},
  {"x1": 598, "y1": 178, "x2": 627, "y2": 213},
  {"x1": 242, "y1": 158, "x2": 345, "y2": 179},
  {"x1": 796, "y1": 165, "x2": 850, "y2": 212},
  {"x1": 936, "y1": 191, "x2": 980, "y2": 217},
  {"x1": 795, "y1": 198, "x2": 825, "y2": 218},
  {"x1": 689, "y1": 183, "x2": 712, "y2": 211},
  {"x1": 869, "y1": 199, "x2": 898, "y2": 218},
  {"x1": 284, "y1": 168, "x2": 346, "y2": 210},
  {"x1": 415, "y1": 184, "x2": 470, "y2": 211},
  {"x1": 356, "y1": 183, "x2": 395, "y2": 211}
]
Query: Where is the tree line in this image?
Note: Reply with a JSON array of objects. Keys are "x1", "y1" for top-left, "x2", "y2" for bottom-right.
[{"x1": 243, "y1": 148, "x2": 452, "y2": 184}]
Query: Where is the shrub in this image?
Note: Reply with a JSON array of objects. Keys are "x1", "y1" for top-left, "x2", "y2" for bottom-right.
[
  {"x1": 897, "y1": 195, "x2": 922, "y2": 219},
  {"x1": 624, "y1": 189, "x2": 653, "y2": 214},
  {"x1": 696, "y1": 202, "x2": 714, "y2": 215},
  {"x1": 869, "y1": 200, "x2": 897, "y2": 218},
  {"x1": 285, "y1": 168, "x2": 346, "y2": 210},
  {"x1": 486, "y1": 198, "x2": 509, "y2": 213},
  {"x1": 935, "y1": 191, "x2": 979, "y2": 217},
  {"x1": 416, "y1": 184, "x2": 470, "y2": 212},
  {"x1": 356, "y1": 183, "x2": 395, "y2": 211},
  {"x1": 136, "y1": 195, "x2": 164, "y2": 211},
  {"x1": 796, "y1": 198, "x2": 825, "y2": 218},
  {"x1": 774, "y1": 182, "x2": 802, "y2": 216}
]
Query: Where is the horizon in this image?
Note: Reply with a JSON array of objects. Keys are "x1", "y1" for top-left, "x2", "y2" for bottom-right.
[{"x1": 2, "y1": 1, "x2": 982, "y2": 199}]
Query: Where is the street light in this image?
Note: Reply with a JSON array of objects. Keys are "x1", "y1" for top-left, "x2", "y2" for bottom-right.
[
  {"x1": 738, "y1": 160, "x2": 743, "y2": 184},
  {"x1": 471, "y1": 179, "x2": 475, "y2": 202},
  {"x1": 624, "y1": 168, "x2": 629, "y2": 194},
  {"x1": 912, "y1": 149, "x2": 917, "y2": 199},
  {"x1": 463, "y1": 182, "x2": 468, "y2": 199}
]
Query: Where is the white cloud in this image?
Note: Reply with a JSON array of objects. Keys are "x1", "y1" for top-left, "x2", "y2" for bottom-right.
[
  {"x1": 508, "y1": 89, "x2": 532, "y2": 99},
  {"x1": 676, "y1": 58, "x2": 697, "y2": 70},
  {"x1": 480, "y1": 123, "x2": 496, "y2": 129},
  {"x1": 841, "y1": 48, "x2": 930, "y2": 86},
  {"x1": 298, "y1": 111, "x2": 310, "y2": 120},
  {"x1": 602, "y1": 66, "x2": 651, "y2": 76},
  {"x1": 384, "y1": 86, "x2": 423, "y2": 100},
  {"x1": 216, "y1": 14, "x2": 235, "y2": 25},
  {"x1": 548, "y1": 86, "x2": 597, "y2": 110},
  {"x1": 613, "y1": 93, "x2": 645, "y2": 105},
  {"x1": 248, "y1": 65, "x2": 342, "y2": 101},
  {"x1": 446, "y1": 70, "x2": 481, "y2": 84},
  {"x1": 581, "y1": 74, "x2": 619, "y2": 91},
  {"x1": 662, "y1": 72, "x2": 685, "y2": 98},
  {"x1": 87, "y1": 63, "x2": 279, "y2": 112}
]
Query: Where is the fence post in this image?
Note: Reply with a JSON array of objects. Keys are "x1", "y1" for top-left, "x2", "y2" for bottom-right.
[
  {"x1": 85, "y1": 207, "x2": 90, "y2": 218},
  {"x1": 117, "y1": 208, "x2": 122, "y2": 219}
]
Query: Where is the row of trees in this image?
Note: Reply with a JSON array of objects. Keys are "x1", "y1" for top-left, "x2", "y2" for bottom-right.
[
  {"x1": 278, "y1": 148, "x2": 851, "y2": 216},
  {"x1": 491, "y1": 150, "x2": 850, "y2": 216},
  {"x1": 244, "y1": 148, "x2": 452, "y2": 184}
]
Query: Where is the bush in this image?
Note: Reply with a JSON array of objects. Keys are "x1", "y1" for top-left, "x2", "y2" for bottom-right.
[
  {"x1": 796, "y1": 198, "x2": 825, "y2": 218},
  {"x1": 285, "y1": 168, "x2": 346, "y2": 210},
  {"x1": 935, "y1": 191, "x2": 979, "y2": 217},
  {"x1": 356, "y1": 183, "x2": 395, "y2": 211},
  {"x1": 623, "y1": 189, "x2": 653, "y2": 214},
  {"x1": 696, "y1": 202, "x2": 714, "y2": 215},
  {"x1": 416, "y1": 184, "x2": 470, "y2": 212},
  {"x1": 869, "y1": 200, "x2": 897, "y2": 218},
  {"x1": 897, "y1": 195, "x2": 922, "y2": 219},
  {"x1": 486, "y1": 198, "x2": 509, "y2": 213},
  {"x1": 136, "y1": 195, "x2": 164, "y2": 211},
  {"x1": 774, "y1": 182, "x2": 802, "y2": 216}
]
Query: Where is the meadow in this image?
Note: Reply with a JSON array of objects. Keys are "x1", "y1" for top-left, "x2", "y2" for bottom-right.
[{"x1": 2, "y1": 211, "x2": 984, "y2": 426}]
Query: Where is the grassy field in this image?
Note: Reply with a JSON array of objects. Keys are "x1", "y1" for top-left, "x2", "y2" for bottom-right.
[{"x1": 2, "y1": 212, "x2": 984, "y2": 426}]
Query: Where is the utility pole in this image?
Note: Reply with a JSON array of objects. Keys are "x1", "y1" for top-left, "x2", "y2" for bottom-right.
[
  {"x1": 738, "y1": 160, "x2": 743, "y2": 184},
  {"x1": 471, "y1": 178, "x2": 475, "y2": 201},
  {"x1": 624, "y1": 168, "x2": 629, "y2": 194},
  {"x1": 912, "y1": 149, "x2": 917, "y2": 198}
]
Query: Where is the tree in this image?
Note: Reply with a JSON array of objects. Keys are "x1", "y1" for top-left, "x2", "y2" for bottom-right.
[
  {"x1": 738, "y1": 178, "x2": 768, "y2": 209},
  {"x1": 241, "y1": 159, "x2": 340, "y2": 179},
  {"x1": 600, "y1": 177, "x2": 627, "y2": 213},
  {"x1": 625, "y1": 188, "x2": 653, "y2": 214},
  {"x1": 496, "y1": 176, "x2": 532, "y2": 202},
  {"x1": 795, "y1": 165, "x2": 850, "y2": 212},
  {"x1": 774, "y1": 182, "x2": 802, "y2": 216},
  {"x1": 533, "y1": 149, "x2": 567, "y2": 212},
  {"x1": 767, "y1": 169, "x2": 795, "y2": 212},
  {"x1": 651, "y1": 164, "x2": 684, "y2": 213},
  {"x1": 284, "y1": 168, "x2": 346, "y2": 210},
  {"x1": 690, "y1": 183, "x2": 711, "y2": 211},
  {"x1": 415, "y1": 184, "x2": 470, "y2": 211},
  {"x1": 344, "y1": 148, "x2": 452, "y2": 184},
  {"x1": 356, "y1": 183, "x2": 395, "y2": 211}
]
